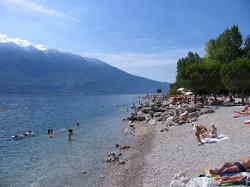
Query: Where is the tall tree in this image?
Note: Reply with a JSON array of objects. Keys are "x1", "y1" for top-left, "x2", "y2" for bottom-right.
[
  {"x1": 205, "y1": 25, "x2": 243, "y2": 63},
  {"x1": 243, "y1": 35, "x2": 250, "y2": 58},
  {"x1": 221, "y1": 57, "x2": 250, "y2": 94},
  {"x1": 176, "y1": 51, "x2": 201, "y2": 87}
]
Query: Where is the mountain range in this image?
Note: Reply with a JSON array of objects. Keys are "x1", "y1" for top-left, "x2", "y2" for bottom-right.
[{"x1": 0, "y1": 42, "x2": 169, "y2": 95}]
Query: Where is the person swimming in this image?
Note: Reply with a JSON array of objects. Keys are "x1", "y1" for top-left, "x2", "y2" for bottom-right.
[
  {"x1": 11, "y1": 130, "x2": 35, "y2": 140},
  {"x1": 24, "y1": 130, "x2": 34, "y2": 137}
]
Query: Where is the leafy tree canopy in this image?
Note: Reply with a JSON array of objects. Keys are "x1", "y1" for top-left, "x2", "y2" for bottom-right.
[{"x1": 169, "y1": 25, "x2": 250, "y2": 96}]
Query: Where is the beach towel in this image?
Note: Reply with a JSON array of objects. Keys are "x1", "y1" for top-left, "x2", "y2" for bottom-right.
[
  {"x1": 233, "y1": 112, "x2": 250, "y2": 118},
  {"x1": 186, "y1": 177, "x2": 218, "y2": 187},
  {"x1": 244, "y1": 120, "x2": 250, "y2": 125},
  {"x1": 201, "y1": 134, "x2": 228, "y2": 144}
]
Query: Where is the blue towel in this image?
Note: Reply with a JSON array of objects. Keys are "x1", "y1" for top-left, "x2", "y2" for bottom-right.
[{"x1": 220, "y1": 172, "x2": 240, "y2": 177}]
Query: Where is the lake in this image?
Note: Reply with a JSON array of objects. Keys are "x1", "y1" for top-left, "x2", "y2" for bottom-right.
[{"x1": 0, "y1": 94, "x2": 140, "y2": 187}]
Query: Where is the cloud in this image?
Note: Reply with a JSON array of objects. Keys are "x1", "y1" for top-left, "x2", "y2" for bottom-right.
[
  {"x1": 81, "y1": 48, "x2": 203, "y2": 68},
  {"x1": 81, "y1": 48, "x2": 204, "y2": 82},
  {"x1": 2, "y1": 0, "x2": 79, "y2": 22},
  {"x1": 0, "y1": 33, "x2": 47, "y2": 51}
]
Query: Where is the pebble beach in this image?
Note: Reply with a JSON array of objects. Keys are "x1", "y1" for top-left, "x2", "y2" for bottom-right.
[{"x1": 99, "y1": 97, "x2": 250, "y2": 187}]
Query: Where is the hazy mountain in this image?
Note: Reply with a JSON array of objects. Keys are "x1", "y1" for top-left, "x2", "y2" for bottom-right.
[{"x1": 0, "y1": 42, "x2": 169, "y2": 95}]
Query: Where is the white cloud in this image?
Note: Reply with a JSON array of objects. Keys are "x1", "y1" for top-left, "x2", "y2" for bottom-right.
[
  {"x1": 35, "y1": 44, "x2": 46, "y2": 51},
  {"x1": 2, "y1": 0, "x2": 79, "y2": 22},
  {"x1": 0, "y1": 33, "x2": 47, "y2": 51},
  {"x1": 81, "y1": 48, "x2": 204, "y2": 82},
  {"x1": 81, "y1": 48, "x2": 203, "y2": 68}
]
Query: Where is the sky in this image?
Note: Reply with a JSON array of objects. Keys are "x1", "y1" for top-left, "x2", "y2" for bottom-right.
[{"x1": 0, "y1": 0, "x2": 250, "y2": 83}]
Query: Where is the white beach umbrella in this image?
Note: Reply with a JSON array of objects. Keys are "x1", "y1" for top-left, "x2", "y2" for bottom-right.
[
  {"x1": 185, "y1": 91, "x2": 193, "y2": 96},
  {"x1": 177, "y1": 88, "x2": 185, "y2": 92}
]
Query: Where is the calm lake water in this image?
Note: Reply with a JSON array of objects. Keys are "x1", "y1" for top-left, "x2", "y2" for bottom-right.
[{"x1": 0, "y1": 94, "x2": 140, "y2": 187}]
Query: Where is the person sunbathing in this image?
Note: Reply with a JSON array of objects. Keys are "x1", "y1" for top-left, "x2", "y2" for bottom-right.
[
  {"x1": 242, "y1": 105, "x2": 250, "y2": 113},
  {"x1": 193, "y1": 123, "x2": 208, "y2": 145},
  {"x1": 209, "y1": 156, "x2": 250, "y2": 176},
  {"x1": 215, "y1": 172, "x2": 250, "y2": 185}
]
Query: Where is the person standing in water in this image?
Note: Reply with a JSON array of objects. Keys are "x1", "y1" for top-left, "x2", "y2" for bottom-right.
[
  {"x1": 68, "y1": 129, "x2": 73, "y2": 141},
  {"x1": 48, "y1": 129, "x2": 54, "y2": 138}
]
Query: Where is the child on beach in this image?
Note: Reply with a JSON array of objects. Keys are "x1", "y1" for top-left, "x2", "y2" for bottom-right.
[{"x1": 210, "y1": 124, "x2": 218, "y2": 138}]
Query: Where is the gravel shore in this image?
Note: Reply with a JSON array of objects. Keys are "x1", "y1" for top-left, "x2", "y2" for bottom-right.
[
  {"x1": 142, "y1": 106, "x2": 250, "y2": 186},
  {"x1": 99, "y1": 105, "x2": 250, "y2": 187}
]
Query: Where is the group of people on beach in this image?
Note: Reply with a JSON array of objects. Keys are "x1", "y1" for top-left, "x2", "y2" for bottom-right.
[
  {"x1": 208, "y1": 104, "x2": 250, "y2": 185},
  {"x1": 167, "y1": 91, "x2": 250, "y2": 185}
]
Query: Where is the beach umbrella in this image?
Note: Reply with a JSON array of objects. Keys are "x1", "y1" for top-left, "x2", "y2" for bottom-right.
[
  {"x1": 177, "y1": 88, "x2": 185, "y2": 92},
  {"x1": 184, "y1": 91, "x2": 193, "y2": 96}
]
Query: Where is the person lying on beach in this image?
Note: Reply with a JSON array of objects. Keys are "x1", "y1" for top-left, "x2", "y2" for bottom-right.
[
  {"x1": 176, "y1": 111, "x2": 189, "y2": 123},
  {"x1": 193, "y1": 123, "x2": 208, "y2": 145},
  {"x1": 242, "y1": 105, "x2": 250, "y2": 113},
  {"x1": 215, "y1": 172, "x2": 250, "y2": 185},
  {"x1": 209, "y1": 156, "x2": 250, "y2": 176},
  {"x1": 170, "y1": 96, "x2": 177, "y2": 105}
]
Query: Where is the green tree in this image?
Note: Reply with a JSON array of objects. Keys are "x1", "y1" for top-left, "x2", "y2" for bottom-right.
[
  {"x1": 243, "y1": 35, "x2": 250, "y2": 58},
  {"x1": 168, "y1": 82, "x2": 179, "y2": 95},
  {"x1": 176, "y1": 51, "x2": 201, "y2": 88},
  {"x1": 170, "y1": 25, "x2": 249, "y2": 96},
  {"x1": 205, "y1": 25, "x2": 243, "y2": 63},
  {"x1": 221, "y1": 57, "x2": 250, "y2": 94},
  {"x1": 156, "y1": 88, "x2": 162, "y2": 93}
]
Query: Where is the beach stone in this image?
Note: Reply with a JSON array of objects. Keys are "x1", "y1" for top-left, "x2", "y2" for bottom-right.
[
  {"x1": 129, "y1": 124, "x2": 135, "y2": 128},
  {"x1": 136, "y1": 116, "x2": 146, "y2": 121},
  {"x1": 151, "y1": 105, "x2": 161, "y2": 112},
  {"x1": 153, "y1": 112, "x2": 162, "y2": 117},
  {"x1": 136, "y1": 111, "x2": 146, "y2": 121},
  {"x1": 149, "y1": 119, "x2": 157, "y2": 126},
  {"x1": 137, "y1": 111, "x2": 144, "y2": 116},
  {"x1": 118, "y1": 160, "x2": 126, "y2": 165},
  {"x1": 144, "y1": 114, "x2": 152, "y2": 121},
  {"x1": 169, "y1": 180, "x2": 186, "y2": 187},
  {"x1": 119, "y1": 145, "x2": 130, "y2": 150},
  {"x1": 105, "y1": 152, "x2": 120, "y2": 162},
  {"x1": 186, "y1": 107, "x2": 196, "y2": 113},
  {"x1": 141, "y1": 107, "x2": 152, "y2": 113},
  {"x1": 124, "y1": 127, "x2": 131, "y2": 135},
  {"x1": 156, "y1": 117, "x2": 163, "y2": 121},
  {"x1": 159, "y1": 107, "x2": 167, "y2": 112},
  {"x1": 81, "y1": 170, "x2": 88, "y2": 175}
]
